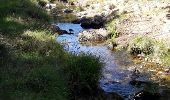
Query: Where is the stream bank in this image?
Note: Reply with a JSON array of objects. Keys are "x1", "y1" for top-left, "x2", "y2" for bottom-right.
[
  {"x1": 45, "y1": 0, "x2": 169, "y2": 100},
  {"x1": 55, "y1": 23, "x2": 170, "y2": 100}
]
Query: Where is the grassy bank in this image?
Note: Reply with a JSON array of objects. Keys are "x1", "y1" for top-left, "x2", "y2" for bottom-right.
[
  {"x1": 105, "y1": 13, "x2": 170, "y2": 67},
  {"x1": 128, "y1": 36, "x2": 170, "y2": 67},
  {"x1": 0, "y1": 0, "x2": 102, "y2": 99}
]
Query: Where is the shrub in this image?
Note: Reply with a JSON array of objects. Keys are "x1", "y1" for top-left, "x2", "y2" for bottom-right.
[
  {"x1": 63, "y1": 54, "x2": 102, "y2": 98},
  {"x1": 162, "y1": 52, "x2": 170, "y2": 66},
  {"x1": 128, "y1": 36, "x2": 170, "y2": 66},
  {"x1": 106, "y1": 20, "x2": 118, "y2": 39},
  {"x1": 128, "y1": 36, "x2": 154, "y2": 55}
]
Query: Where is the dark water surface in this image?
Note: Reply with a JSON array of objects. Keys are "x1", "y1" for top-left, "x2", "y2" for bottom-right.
[{"x1": 56, "y1": 23, "x2": 170, "y2": 99}]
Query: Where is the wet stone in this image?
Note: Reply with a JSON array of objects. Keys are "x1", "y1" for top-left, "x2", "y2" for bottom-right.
[{"x1": 63, "y1": 8, "x2": 73, "y2": 13}]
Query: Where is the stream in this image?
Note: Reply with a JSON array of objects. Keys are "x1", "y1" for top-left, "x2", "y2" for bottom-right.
[{"x1": 55, "y1": 23, "x2": 170, "y2": 100}]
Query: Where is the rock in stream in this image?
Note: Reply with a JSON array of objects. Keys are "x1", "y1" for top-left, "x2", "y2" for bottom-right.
[{"x1": 78, "y1": 28, "x2": 111, "y2": 42}]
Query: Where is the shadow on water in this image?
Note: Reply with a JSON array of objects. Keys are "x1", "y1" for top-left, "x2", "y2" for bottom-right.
[{"x1": 56, "y1": 23, "x2": 170, "y2": 100}]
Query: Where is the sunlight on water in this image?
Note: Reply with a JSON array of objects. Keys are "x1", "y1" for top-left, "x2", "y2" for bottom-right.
[{"x1": 56, "y1": 23, "x2": 154, "y2": 99}]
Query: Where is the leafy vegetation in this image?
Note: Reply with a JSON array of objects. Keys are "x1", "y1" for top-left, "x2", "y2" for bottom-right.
[
  {"x1": 106, "y1": 20, "x2": 118, "y2": 39},
  {"x1": 62, "y1": 54, "x2": 102, "y2": 98},
  {"x1": 0, "y1": 0, "x2": 102, "y2": 99},
  {"x1": 128, "y1": 36, "x2": 170, "y2": 66},
  {"x1": 128, "y1": 36, "x2": 155, "y2": 55},
  {"x1": 162, "y1": 52, "x2": 170, "y2": 66}
]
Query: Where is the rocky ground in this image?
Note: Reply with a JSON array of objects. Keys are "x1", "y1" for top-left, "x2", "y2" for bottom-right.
[
  {"x1": 72, "y1": 0, "x2": 170, "y2": 46},
  {"x1": 115, "y1": 0, "x2": 170, "y2": 46},
  {"x1": 78, "y1": 28, "x2": 110, "y2": 42}
]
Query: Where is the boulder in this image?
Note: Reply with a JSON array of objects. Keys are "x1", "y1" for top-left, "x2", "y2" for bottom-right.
[
  {"x1": 75, "y1": 9, "x2": 118, "y2": 29},
  {"x1": 51, "y1": 24, "x2": 73, "y2": 35},
  {"x1": 58, "y1": 30, "x2": 69, "y2": 35},
  {"x1": 45, "y1": 3, "x2": 56, "y2": 9},
  {"x1": 63, "y1": 8, "x2": 73, "y2": 13},
  {"x1": 80, "y1": 15, "x2": 105, "y2": 29},
  {"x1": 78, "y1": 28, "x2": 110, "y2": 42},
  {"x1": 73, "y1": 2, "x2": 119, "y2": 29}
]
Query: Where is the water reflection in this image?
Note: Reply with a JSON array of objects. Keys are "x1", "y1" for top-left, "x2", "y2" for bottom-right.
[{"x1": 56, "y1": 23, "x2": 162, "y2": 99}]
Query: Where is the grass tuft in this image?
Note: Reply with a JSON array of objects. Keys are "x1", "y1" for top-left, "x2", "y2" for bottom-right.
[
  {"x1": 128, "y1": 36, "x2": 170, "y2": 67},
  {"x1": 128, "y1": 36, "x2": 154, "y2": 55},
  {"x1": 63, "y1": 54, "x2": 102, "y2": 98}
]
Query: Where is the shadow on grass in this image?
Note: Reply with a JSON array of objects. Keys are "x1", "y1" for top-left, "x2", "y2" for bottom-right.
[
  {"x1": 0, "y1": 0, "x2": 103, "y2": 100},
  {"x1": 0, "y1": 0, "x2": 49, "y2": 37},
  {"x1": 0, "y1": 30, "x2": 68, "y2": 99},
  {"x1": 0, "y1": 0, "x2": 69, "y2": 99}
]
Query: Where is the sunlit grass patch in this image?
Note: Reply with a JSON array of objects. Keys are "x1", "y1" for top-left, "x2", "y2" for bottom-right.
[
  {"x1": 162, "y1": 53, "x2": 170, "y2": 66},
  {"x1": 23, "y1": 30, "x2": 55, "y2": 41},
  {"x1": 128, "y1": 36, "x2": 170, "y2": 66},
  {"x1": 128, "y1": 36, "x2": 155, "y2": 55},
  {"x1": 106, "y1": 20, "x2": 118, "y2": 39},
  {"x1": 0, "y1": 0, "x2": 49, "y2": 20}
]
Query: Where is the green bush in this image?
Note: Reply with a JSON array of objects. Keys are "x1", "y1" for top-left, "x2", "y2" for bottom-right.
[
  {"x1": 162, "y1": 52, "x2": 170, "y2": 66},
  {"x1": 106, "y1": 20, "x2": 118, "y2": 39},
  {"x1": 128, "y1": 36, "x2": 154, "y2": 55},
  {"x1": 128, "y1": 36, "x2": 170, "y2": 66},
  {"x1": 63, "y1": 54, "x2": 102, "y2": 97}
]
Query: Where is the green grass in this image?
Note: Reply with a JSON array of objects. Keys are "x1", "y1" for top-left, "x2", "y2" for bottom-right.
[
  {"x1": 128, "y1": 36, "x2": 155, "y2": 55},
  {"x1": 106, "y1": 20, "x2": 118, "y2": 39},
  {"x1": 105, "y1": 12, "x2": 128, "y2": 40},
  {"x1": 62, "y1": 54, "x2": 102, "y2": 98},
  {"x1": 0, "y1": 64, "x2": 68, "y2": 100},
  {"x1": 0, "y1": 30, "x2": 68, "y2": 100},
  {"x1": 162, "y1": 52, "x2": 170, "y2": 66},
  {"x1": 0, "y1": 0, "x2": 102, "y2": 99},
  {"x1": 128, "y1": 36, "x2": 170, "y2": 67}
]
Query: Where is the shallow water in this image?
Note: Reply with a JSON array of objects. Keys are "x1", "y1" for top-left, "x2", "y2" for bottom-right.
[{"x1": 56, "y1": 23, "x2": 169, "y2": 99}]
